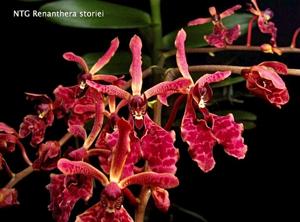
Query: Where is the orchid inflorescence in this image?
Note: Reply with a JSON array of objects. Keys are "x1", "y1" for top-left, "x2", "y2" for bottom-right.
[{"x1": 1, "y1": 0, "x2": 299, "y2": 222}]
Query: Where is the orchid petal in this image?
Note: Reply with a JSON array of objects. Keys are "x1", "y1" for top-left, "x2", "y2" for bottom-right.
[
  {"x1": 57, "y1": 158, "x2": 109, "y2": 186},
  {"x1": 175, "y1": 29, "x2": 192, "y2": 80},
  {"x1": 253, "y1": 66, "x2": 286, "y2": 89},
  {"x1": 129, "y1": 35, "x2": 143, "y2": 96},
  {"x1": 212, "y1": 114, "x2": 247, "y2": 159},
  {"x1": 47, "y1": 174, "x2": 93, "y2": 222},
  {"x1": 144, "y1": 77, "x2": 191, "y2": 105},
  {"x1": 196, "y1": 71, "x2": 231, "y2": 88},
  {"x1": 90, "y1": 38, "x2": 120, "y2": 75},
  {"x1": 266, "y1": 89, "x2": 289, "y2": 108},
  {"x1": 220, "y1": 4, "x2": 242, "y2": 19},
  {"x1": 225, "y1": 25, "x2": 241, "y2": 45},
  {"x1": 63, "y1": 52, "x2": 89, "y2": 74},
  {"x1": 75, "y1": 203, "x2": 133, "y2": 222},
  {"x1": 0, "y1": 188, "x2": 19, "y2": 207},
  {"x1": 68, "y1": 125, "x2": 87, "y2": 140},
  {"x1": 188, "y1": 17, "x2": 212, "y2": 26},
  {"x1": 119, "y1": 172, "x2": 179, "y2": 189},
  {"x1": 258, "y1": 61, "x2": 288, "y2": 75},
  {"x1": 152, "y1": 187, "x2": 170, "y2": 212},
  {"x1": 141, "y1": 114, "x2": 179, "y2": 174},
  {"x1": 181, "y1": 96, "x2": 217, "y2": 172},
  {"x1": 110, "y1": 119, "x2": 132, "y2": 183},
  {"x1": 86, "y1": 80, "x2": 131, "y2": 100}
]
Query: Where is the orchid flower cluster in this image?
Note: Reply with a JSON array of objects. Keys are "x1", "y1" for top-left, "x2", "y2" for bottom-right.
[{"x1": 1, "y1": 0, "x2": 299, "y2": 222}]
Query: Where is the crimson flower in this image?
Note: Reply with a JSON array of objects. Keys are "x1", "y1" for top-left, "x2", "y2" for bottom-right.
[
  {"x1": 0, "y1": 188, "x2": 19, "y2": 207},
  {"x1": 19, "y1": 93, "x2": 54, "y2": 147},
  {"x1": 56, "y1": 119, "x2": 179, "y2": 222},
  {"x1": 32, "y1": 140, "x2": 61, "y2": 171},
  {"x1": 87, "y1": 35, "x2": 191, "y2": 129},
  {"x1": 242, "y1": 61, "x2": 289, "y2": 108},
  {"x1": 0, "y1": 122, "x2": 19, "y2": 152},
  {"x1": 188, "y1": 5, "x2": 241, "y2": 48},
  {"x1": 248, "y1": 0, "x2": 278, "y2": 46},
  {"x1": 176, "y1": 29, "x2": 247, "y2": 172}
]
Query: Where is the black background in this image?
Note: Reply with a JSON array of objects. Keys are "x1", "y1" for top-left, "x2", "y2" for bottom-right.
[{"x1": 1, "y1": 0, "x2": 300, "y2": 222}]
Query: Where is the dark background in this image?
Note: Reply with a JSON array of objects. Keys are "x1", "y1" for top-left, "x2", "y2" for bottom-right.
[{"x1": 1, "y1": 0, "x2": 300, "y2": 222}]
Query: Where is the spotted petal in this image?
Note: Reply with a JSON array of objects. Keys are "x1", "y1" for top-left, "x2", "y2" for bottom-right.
[
  {"x1": 196, "y1": 71, "x2": 231, "y2": 88},
  {"x1": 57, "y1": 158, "x2": 109, "y2": 186},
  {"x1": 90, "y1": 38, "x2": 120, "y2": 75},
  {"x1": 211, "y1": 114, "x2": 247, "y2": 159},
  {"x1": 129, "y1": 35, "x2": 143, "y2": 96},
  {"x1": 181, "y1": 96, "x2": 217, "y2": 172},
  {"x1": 175, "y1": 29, "x2": 192, "y2": 80},
  {"x1": 47, "y1": 174, "x2": 93, "y2": 222},
  {"x1": 188, "y1": 17, "x2": 212, "y2": 26},
  {"x1": 86, "y1": 80, "x2": 131, "y2": 100},
  {"x1": 110, "y1": 119, "x2": 132, "y2": 183},
  {"x1": 75, "y1": 202, "x2": 133, "y2": 222},
  {"x1": 144, "y1": 77, "x2": 191, "y2": 106},
  {"x1": 220, "y1": 4, "x2": 242, "y2": 19},
  {"x1": 63, "y1": 52, "x2": 89, "y2": 74},
  {"x1": 141, "y1": 114, "x2": 179, "y2": 174},
  {"x1": 119, "y1": 172, "x2": 179, "y2": 189}
]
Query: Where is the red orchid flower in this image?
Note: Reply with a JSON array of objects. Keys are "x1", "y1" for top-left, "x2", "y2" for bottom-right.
[
  {"x1": 248, "y1": 0, "x2": 278, "y2": 46},
  {"x1": 55, "y1": 118, "x2": 179, "y2": 222},
  {"x1": 0, "y1": 188, "x2": 19, "y2": 207},
  {"x1": 176, "y1": 29, "x2": 247, "y2": 172},
  {"x1": 0, "y1": 122, "x2": 19, "y2": 152},
  {"x1": 242, "y1": 61, "x2": 289, "y2": 108},
  {"x1": 63, "y1": 38, "x2": 125, "y2": 88},
  {"x1": 19, "y1": 93, "x2": 54, "y2": 147},
  {"x1": 86, "y1": 35, "x2": 191, "y2": 129},
  {"x1": 188, "y1": 5, "x2": 241, "y2": 48}
]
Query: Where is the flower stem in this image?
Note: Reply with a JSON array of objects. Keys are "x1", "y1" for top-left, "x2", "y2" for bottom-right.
[
  {"x1": 150, "y1": 0, "x2": 162, "y2": 64},
  {"x1": 135, "y1": 186, "x2": 151, "y2": 222},
  {"x1": 291, "y1": 27, "x2": 300, "y2": 48},
  {"x1": 165, "y1": 65, "x2": 300, "y2": 78},
  {"x1": 164, "y1": 95, "x2": 186, "y2": 130},
  {"x1": 5, "y1": 166, "x2": 34, "y2": 188},
  {"x1": 58, "y1": 132, "x2": 73, "y2": 146},
  {"x1": 162, "y1": 45, "x2": 300, "y2": 58},
  {"x1": 16, "y1": 141, "x2": 32, "y2": 166},
  {"x1": 247, "y1": 16, "x2": 257, "y2": 47}
]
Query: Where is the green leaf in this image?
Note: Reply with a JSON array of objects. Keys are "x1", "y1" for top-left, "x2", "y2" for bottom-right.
[
  {"x1": 212, "y1": 76, "x2": 245, "y2": 88},
  {"x1": 40, "y1": 0, "x2": 151, "y2": 29},
  {"x1": 216, "y1": 110, "x2": 257, "y2": 121},
  {"x1": 242, "y1": 121, "x2": 256, "y2": 130},
  {"x1": 83, "y1": 51, "x2": 151, "y2": 75},
  {"x1": 162, "y1": 13, "x2": 253, "y2": 49}
]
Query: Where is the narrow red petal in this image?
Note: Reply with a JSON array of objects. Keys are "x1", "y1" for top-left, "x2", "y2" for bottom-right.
[
  {"x1": 195, "y1": 71, "x2": 231, "y2": 88},
  {"x1": 119, "y1": 172, "x2": 179, "y2": 189},
  {"x1": 129, "y1": 35, "x2": 143, "y2": 96},
  {"x1": 144, "y1": 77, "x2": 191, "y2": 105},
  {"x1": 175, "y1": 29, "x2": 193, "y2": 80},
  {"x1": 220, "y1": 4, "x2": 242, "y2": 19},
  {"x1": 141, "y1": 114, "x2": 179, "y2": 174},
  {"x1": 57, "y1": 158, "x2": 109, "y2": 186},
  {"x1": 90, "y1": 38, "x2": 120, "y2": 75},
  {"x1": 63, "y1": 52, "x2": 89, "y2": 73},
  {"x1": 181, "y1": 96, "x2": 217, "y2": 172},
  {"x1": 110, "y1": 119, "x2": 132, "y2": 183},
  {"x1": 86, "y1": 80, "x2": 131, "y2": 100},
  {"x1": 211, "y1": 114, "x2": 247, "y2": 159},
  {"x1": 188, "y1": 17, "x2": 212, "y2": 26}
]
